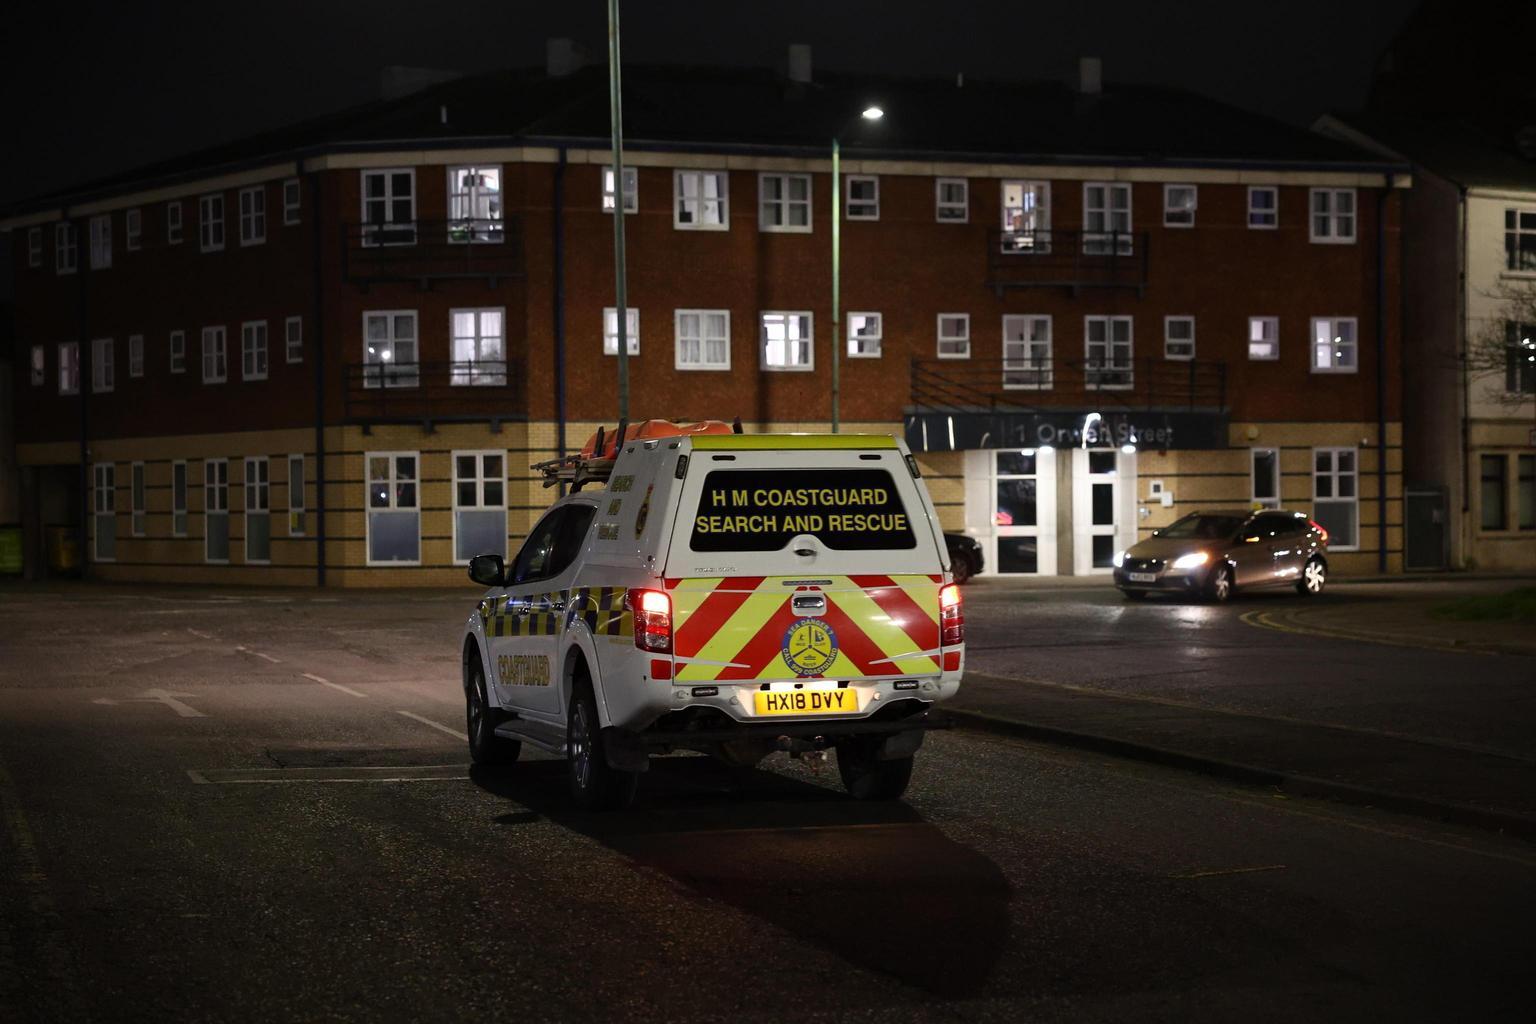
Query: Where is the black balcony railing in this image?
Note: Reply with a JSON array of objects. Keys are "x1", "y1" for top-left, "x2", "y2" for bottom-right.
[
  {"x1": 342, "y1": 361, "x2": 526, "y2": 431},
  {"x1": 911, "y1": 356, "x2": 1226, "y2": 413},
  {"x1": 340, "y1": 218, "x2": 525, "y2": 288},
  {"x1": 985, "y1": 229, "x2": 1149, "y2": 295}
]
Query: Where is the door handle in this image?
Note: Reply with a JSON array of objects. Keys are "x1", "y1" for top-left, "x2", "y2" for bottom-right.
[{"x1": 792, "y1": 594, "x2": 827, "y2": 612}]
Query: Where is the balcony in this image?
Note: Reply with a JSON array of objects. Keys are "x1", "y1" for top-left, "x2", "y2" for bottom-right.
[
  {"x1": 342, "y1": 361, "x2": 526, "y2": 433},
  {"x1": 340, "y1": 219, "x2": 524, "y2": 289},
  {"x1": 984, "y1": 229, "x2": 1149, "y2": 296}
]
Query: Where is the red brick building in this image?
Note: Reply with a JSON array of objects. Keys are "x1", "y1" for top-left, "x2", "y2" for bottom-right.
[{"x1": 2, "y1": 56, "x2": 1409, "y2": 584}]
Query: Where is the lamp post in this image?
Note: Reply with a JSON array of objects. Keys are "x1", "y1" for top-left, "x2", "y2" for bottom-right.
[
  {"x1": 830, "y1": 104, "x2": 884, "y2": 434},
  {"x1": 606, "y1": 0, "x2": 629, "y2": 421}
]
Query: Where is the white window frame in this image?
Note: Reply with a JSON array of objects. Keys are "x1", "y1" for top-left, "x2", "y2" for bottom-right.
[
  {"x1": 55, "y1": 223, "x2": 77, "y2": 274},
  {"x1": 674, "y1": 309, "x2": 731, "y2": 370},
  {"x1": 1002, "y1": 315, "x2": 1053, "y2": 390},
  {"x1": 202, "y1": 326, "x2": 228, "y2": 384},
  {"x1": 602, "y1": 166, "x2": 638, "y2": 213},
  {"x1": 449, "y1": 308, "x2": 506, "y2": 385},
  {"x1": 847, "y1": 312, "x2": 882, "y2": 358},
  {"x1": 93, "y1": 463, "x2": 116, "y2": 563},
  {"x1": 1313, "y1": 447, "x2": 1359, "y2": 551},
  {"x1": 125, "y1": 208, "x2": 142, "y2": 251},
  {"x1": 170, "y1": 330, "x2": 186, "y2": 374},
  {"x1": 204, "y1": 458, "x2": 230, "y2": 564},
  {"x1": 131, "y1": 461, "x2": 146, "y2": 537},
  {"x1": 1310, "y1": 317, "x2": 1358, "y2": 374},
  {"x1": 674, "y1": 170, "x2": 729, "y2": 230},
  {"x1": 27, "y1": 227, "x2": 42, "y2": 268},
  {"x1": 936, "y1": 178, "x2": 969, "y2": 222},
  {"x1": 199, "y1": 193, "x2": 225, "y2": 252},
  {"x1": 238, "y1": 186, "x2": 266, "y2": 246},
  {"x1": 58, "y1": 342, "x2": 79, "y2": 395},
  {"x1": 287, "y1": 454, "x2": 306, "y2": 537},
  {"x1": 1085, "y1": 315, "x2": 1134, "y2": 390},
  {"x1": 362, "y1": 168, "x2": 417, "y2": 246},
  {"x1": 282, "y1": 179, "x2": 301, "y2": 225},
  {"x1": 1309, "y1": 188, "x2": 1356, "y2": 244},
  {"x1": 365, "y1": 451, "x2": 421, "y2": 567},
  {"x1": 1251, "y1": 448, "x2": 1281, "y2": 510},
  {"x1": 452, "y1": 450, "x2": 508, "y2": 565},
  {"x1": 91, "y1": 338, "x2": 114, "y2": 393},
  {"x1": 1248, "y1": 317, "x2": 1279, "y2": 361},
  {"x1": 846, "y1": 175, "x2": 879, "y2": 221},
  {"x1": 1083, "y1": 182, "x2": 1133, "y2": 254},
  {"x1": 285, "y1": 317, "x2": 303, "y2": 364},
  {"x1": 244, "y1": 457, "x2": 271, "y2": 565},
  {"x1": 446, "y1": 165, "x2": 502, "y2": 243},
  {"x1": 363, "y1": 310, "x2": 420, "y2": 388},
  {"x1": 937, "y1": 313, "x2": 971, "y2": 360},
  {"x1": 128, "y1": 334, "x2": 144, "y2": 378},
  {"x1": 1000, "y1": 180, "x2": 1051, "y2": 252},
  {"x1": 1163, "y1": 316, "x2": 1195, "y2": 361},
  {"x1": 89, "y1": 215, "x2": 112, "y2": 269},
  {"x1": 241, "y1": 321, "x2": 269, "y2": 381},
  {"x1": 1163, "y1": 185, "x2": 1197, "y2": 228},
  {"x1": 1507, "y1": 208, "x2": 1536, "y2": 273},
  {"x1": 1248, "y1": 186, "x2": 1278, "y2": 229},
  {"x1": 30, "y1": 345, "x2": 44, "y2": 387},
  {"x1": 603, "y1": 307, "x2": 639, "y2": 356},
  {"x1": 760, "y1": 311, "x2": 814, "y2": 371},
  {"x1": 172, "y1": 461, "x2": 188, "y2": 538},
  {"x1": 758, "y1": 173, "x2": 812, "y2": 233},
  {"x1": 166, "y1": 201, "x2": 184, "y2": 244}
]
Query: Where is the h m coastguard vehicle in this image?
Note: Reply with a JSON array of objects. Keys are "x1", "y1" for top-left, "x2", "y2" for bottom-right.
[{"x1": 460, "y1": 419, "x2": 964, "y2": 810}]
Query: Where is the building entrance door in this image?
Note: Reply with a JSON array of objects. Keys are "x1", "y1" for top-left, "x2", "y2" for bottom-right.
[
  {"x1": 1072, "y1": 448, "x2": 1135, "y2": 574},
  {"x1": 963, "y1": 448, "x2": 1057, "y2": 575}
]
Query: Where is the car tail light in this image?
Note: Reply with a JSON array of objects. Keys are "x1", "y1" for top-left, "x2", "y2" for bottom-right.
[
  {"x1": 939, "y1": 583, "x2": 964, "y2": 646},
  {"x1": 1309, "y1": 519, "x2": 1329, "y2": 545},
  {"x1": 625, "y1": 588, "x2": 672, "y2": 654}
]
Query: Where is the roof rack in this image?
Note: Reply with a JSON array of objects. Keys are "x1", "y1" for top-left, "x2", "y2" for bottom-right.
[{"x1": 532, "y1": 417, "x2": 742, "y2": 491}]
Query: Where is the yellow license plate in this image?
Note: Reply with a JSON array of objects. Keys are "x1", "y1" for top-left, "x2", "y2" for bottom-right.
[{"x1": 754, "y1": 688, "x2": 858, "y2": 716}]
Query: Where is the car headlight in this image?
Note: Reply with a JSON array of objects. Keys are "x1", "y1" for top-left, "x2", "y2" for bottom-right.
[
  {"x1": 1112, "y1": 550, "x2": 1126, "y2": 568},
  {"x1": 1172, "y1": 551, "x2": 1211, "y2": 570}
]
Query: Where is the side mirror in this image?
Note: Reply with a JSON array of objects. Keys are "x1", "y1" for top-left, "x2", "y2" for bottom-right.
[
  {"x1": 468, "y1": 554, "x2": 505, "y2": 588},
  {"x1": 1242, "y1": 534, "x2": 1262, "y2": 544}
]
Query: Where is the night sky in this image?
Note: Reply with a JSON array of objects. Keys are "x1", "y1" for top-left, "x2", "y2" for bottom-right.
[{"x1": 3, "y1": 0, "x2": 1422, "y2": 211}]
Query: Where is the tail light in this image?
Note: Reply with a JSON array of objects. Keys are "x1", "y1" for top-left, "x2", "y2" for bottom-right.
[
  {"x1": 939, "y1": 583, "x2": 964, "y2": 646},
  {"x1": 1309, "y1": 519, "x2": 1329, "y2": 544},
  {"x1": 625, "y1": 588, "x2": 672, "y2": 653}
]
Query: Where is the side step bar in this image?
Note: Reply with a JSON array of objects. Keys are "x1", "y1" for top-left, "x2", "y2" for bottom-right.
[{"x1": 493, "y1": 716, "x2": 567, "y2": 756}]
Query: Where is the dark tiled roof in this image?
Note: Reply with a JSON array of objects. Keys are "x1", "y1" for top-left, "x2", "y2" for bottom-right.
[
  {"x1": 1328, "y1": 111, "x2": 1536, "y2": 192},
  {"x1": 7, "y1": 64, "x2": 1401, "y2": 215}
]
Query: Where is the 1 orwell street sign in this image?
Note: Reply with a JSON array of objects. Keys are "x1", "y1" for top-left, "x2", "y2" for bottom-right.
[{"x1": 904, "y1": 410, "x2": 1231, "y2": 452}]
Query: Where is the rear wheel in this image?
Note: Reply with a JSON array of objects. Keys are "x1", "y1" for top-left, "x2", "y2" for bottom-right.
[
  {"x1": 1207, "y1": 564, "x2": 1234, "y2": 604},
  {"x1": 465, "y1": 656, "x2": 520, "y2": 766},
  {"x1": 836, "y1": 736, "x2": 914, "y2": 801},
  {"x1": 1297, "y1": 557, "x2": 1327, "y2": 596},
  {"x1": 566, "y1": 682, "x2": 639, "y2": 811}
]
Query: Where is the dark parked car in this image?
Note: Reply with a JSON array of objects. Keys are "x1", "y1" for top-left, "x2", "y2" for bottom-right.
[
  {"x1": 944, "y1": 533, "x2": 984, "y2": 584},
  {"x1": 1113, "y1": 509, "x2": 1328, "y2": 602}
]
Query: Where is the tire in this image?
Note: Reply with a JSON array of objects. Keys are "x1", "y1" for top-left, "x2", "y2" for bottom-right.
[
  {"x1": 465, "y1": 656, "x2": 520, "y2": 766},
  {"x1": 836, "y1": 736, "x2": 914, "y2": 801},
  {"x1": 566, "y1": 682, "x2": 639, "y2": 811},
  {"x1": 1206, "y1": 563, "x2": 1235, "y2": 604},
  {"x1": 1297, "y1": 556, "x2": 1327, "y2": 596}
]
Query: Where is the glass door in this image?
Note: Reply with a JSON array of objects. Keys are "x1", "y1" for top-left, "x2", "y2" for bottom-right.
[
  {"x1": 1072, "y1": 449, "x2": 1134, "y2": 574},
  {"x1": 990, "y1": 449, "x2": 1058, "y2": 574}
]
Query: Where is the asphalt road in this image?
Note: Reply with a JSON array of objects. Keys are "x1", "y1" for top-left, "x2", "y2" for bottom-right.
[{"x1": 1, "y1": 584, "x2": 1532, "y2": 1023}]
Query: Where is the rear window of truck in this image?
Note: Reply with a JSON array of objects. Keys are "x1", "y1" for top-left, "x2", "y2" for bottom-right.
[{"x1": 689, "y1": 469, "x2": 916, "y2": 552}]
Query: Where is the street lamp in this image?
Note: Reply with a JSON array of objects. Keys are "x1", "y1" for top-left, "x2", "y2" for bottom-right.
[{"x1": 830, "y1": 104, "x2": 885, "y2": 433}]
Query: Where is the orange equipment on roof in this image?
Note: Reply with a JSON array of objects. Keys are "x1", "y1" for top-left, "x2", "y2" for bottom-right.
[{"x1": 578, "y1": 419, "x2": 735, "y2": 460}]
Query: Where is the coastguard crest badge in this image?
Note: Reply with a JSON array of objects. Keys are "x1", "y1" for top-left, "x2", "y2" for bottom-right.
[{"x1": 781, "y1": 617, "x2": 838, "y2": 677}]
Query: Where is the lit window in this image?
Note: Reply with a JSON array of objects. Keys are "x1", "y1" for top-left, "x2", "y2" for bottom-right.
[
  {"x1": 128, "y1": 334, "x2": 144, "y2": 378},
  {"x1": 760, "y1": 311, "x2": 813, "y2": 370},
  {"x1": 1248, "y1": 187, "x2": 1277, "y2": 229},
  {"x1": 125, "y1": 208, "x2": 142, "y2": 251},
  {"x1": 1310, "y1": 188, "x2": 1356, "y2": 243},
  {"x1": 363, "y1": 311, "x2": 419, "y2": 388},
  {"x1": 674, "y1": 170, "x2": 728, "y2": 230},
  {"x1": 759, "y1": 173, "x2": 811, "y2": 232},
  {"x1": 89, "y1": 215, "x2": 112, "y2": 269},
  {"x1": 285, "y1": 317, "x2": 303, "y2": 364},
  {"x1": 199, "y1": 194, "x2": 225, "y2": 252},
  {"x1": 936, "y1": 178, "x2": 968, "y2": 222},
  {"x1": 1311, "y1": 317, "x2": 1358, "y2": 373},
  {"x1": 1085, "y1": 316, "x2": 1134, "y2": 389},
  {"x1": 1506, "y1": 209, "x2": 1536, "y2": 271},
  {"x1": 1164, "y1": 316, "x2": 1195, "y2": 360},
  {"x1": 447, "y1": 166, "x2": 501, "y2": 243},
  {"x1": 166, "y1": 201, "x2": 184, "y2": 244},
  {"x1": 283, "y1": 179, "x2": 301, "y2": 225},
  {"x1": 58, "y1": 342, "x2": 80, "y2": 394},
  {"x1": 602, "y1": 166, "x2": 638, "y2": 213},
  {"x1": 603, "y1": 307, "x2": 639, "y2": 356},
  {"x1": 170, "y1": 330, "x2": 186, "y2": 374},
  {"x1": 1313, "y1": 448, "x2": 1358, "y2": 549},
  {"x1": 1083, "y1": 183, "x2": 1132, "y2": 254},
  {"x1": 847, "y1": 312, "x2": 882, "y2": 358},
  {"x1": 450, "y1": 308, "x2": 506, "y2": 385},
  {"x1": 1000, "y1": 181, "x2": 1050, "y2": 251},
  {"x1": 362, "y1": 170, "x2": 416, "y2": 246},
  {"x1": 201, "y1": 326, "x2": 227, "y2": 383},
  {"x1": 239, "y1": 187, "x2": 266, "y2": 246},
  {"x1": 937, "y1": 313, "x2": 970, "y2": 359},
  {"x1": 1248, "y1": 317, "x2": 1279, "y2": 360},
  {"x1": 55, "y1": 223, "x2": 77, "y2": 274},
  {"x1": 453, "y1": 451, "x2": 506, "y2": 563},
  {"x1": 1002, "y1": 315, "x2": 1052, "y2": 389},
  {"x1": 675, "y1": 310, "x2": 730, "y2": 369},
  {"x1": 91, "y1": 338, "x2": 114, "y2": 393},
  {"x1": 366, "y1": 453, "x2": 420, "y2": 565},
  {"x1": 241, "y1": 321, "x2": 268, "y2": 381},
  {"x1": 846, "y1": 176, "x2": 878, "y2": 220},
  {"x1": 1163, "y1": 185, "x2": 1197, "y2": 227}
]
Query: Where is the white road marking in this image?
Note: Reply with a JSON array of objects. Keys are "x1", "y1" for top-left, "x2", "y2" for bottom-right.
[
  {"x1": 186, "y1": 628, "x2": 215, "y2": 640},
  {"x1": 92, "y1": 689, "x2": 206, "y2": 718},
  {"x1": 253, "y1": 651, "x2": 281, "y2": 663},
  {"x1": 1173, "y1": 864, "x2": 1287, "y2": 879},
  {"x1": 302, "y1": 673, "x2": 367, "y2": 699},
  {"x1": 397, "y1": 710, "x2": 463, "y2": 739},
  {"x1": 187, "y1": 765, "x2": 467, "y2": 784}
]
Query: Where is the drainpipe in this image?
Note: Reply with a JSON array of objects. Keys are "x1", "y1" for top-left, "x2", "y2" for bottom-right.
[
  {"x1": 308, "y1": 163, "x2": 327, "y2": 586},
  {"x1": 554, "y1": 146, "x2": 568, "y2": 488},
  {"x1": 1376, "y1": 177, "x2": 1389, "y2": 574},
  {"x1": 74, "y1": 213, "x2": 89, "y2": 579},
  {"x1": 1457, "y1": 185, "x2": 1470, "y2": 568}
]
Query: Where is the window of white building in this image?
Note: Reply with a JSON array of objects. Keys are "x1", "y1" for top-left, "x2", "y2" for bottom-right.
[
  {"x1": 367, "y1": 453, "x2": 420, "y2": 565},
  {"x1": 846, "y1": 176, "x2": 879, "y2": 220},
  {"x1": 55, "y1": 223, "x2": 77, "y2": 274},
  {"x1": 450, "y1": 308, "x2": 506, "y2": 385},
  {"x1": 202, "y1": 326, "x2": 227, "y2": 383},
  {"x1": 91, "y1": 338, "x2": 114, "y2": 393},
  {"x1": 1311, "y1": 317, "x2": 1358, "y2": 373},
  {"x1": 847, "y1": 312, "x2": 882, "y2": 358},
  {"x1": 125, "y1": 209, "x2": 142, "y2": 251},
  {"x1": 1313, "y1": 448, "x2": 1358, "y2": 549},
  {"x1": 1163, "y1": 185, "x2": 1197, "y2": 227},
  {"x1": 447, "y1": 166, "x2": 501, "y2": 242},
  {"x1": 759, "y1": 173, "x2": 812, "y2": 232},
  {"x1": 602, "y1": 166, "x2": 638, "y2": 213},
  {"x1": 675, "y1": 310, "x2": 730, "y2": 370},
  {"x1": 1506, "y1": 209, "x2": 1536, "y2": 272},
  {"x1": 199, "y1": 194, "x2": 225, "y2": 252},
  {"x1": 1310, "y1": 188, "x2": 1356, "y2": 243},
  {"x1": 241, "y1": 321, "x2": 268, "y2": 381},
  {"x1": 131, "y1": 463, "x2": 146, "y2": 537},
  {"x1": 89, "y1": 215, "x2": 112, "y2": 269},
  {"x1": 27, "y1": 227, "x2": 42, "y2": 267},
  {"x1": 1248, "y1": 187, "x2": 1278, "y2": 229},
  {"x1": 166, "y1": 201, "x2": 183, "y2": 244},
  {"x1": 363, "y1": 311, "x2": 419, "y2": 388},
  {"x1": 1085, "y1": 316, "x2": 1134, "y2": 389},
  {"x1": 93, "y1": 463, "x2": 116, "y2": 562},
  {"x1": 674, "y1": 171, "x2": 728, "y2": 229},
  {"x1": 1249, "y1": 317, "x2": 1279, "y2": 360},
  {"x1": 245, "y1": 457, "x2": 271, "y2": 564},
  {"x1": 454, "y1": 451, "x2": 507, "y2": 563},
  {"x1": 30, "y1": 345, "x2": 44, "y2": 386},
  {"x1": 1164, "y1": 316, "x2": 1195, "y2": 360},
  {"x1": 935, "y1": 178, "x2": 968, "y2": 222},
  {"x1": 362, "y1": 169, "x2": 416, "y2": 246},
  {"x1": 1083, "y1": 183, "x2": 1132, "y2": 254},
  {"x1": 937, "y1": 313, "x2": 971, "y2": 359},
  {"x1": 170, "y1": 330, "x2": 186, "y2": 374},
  {"x1": 283, "y1": 179, "x2": 301, "y2": 225},
  {"x1": 128, "y1": 334, "x2": 144, "y2": 378},
  {"x1": 285, "y1": 316, "x2": 303, "y2": 364},
  {"x1": 761, "y1": 312, "x2": 813, "y2": 370},
  {"x1": 603, "y1": 307, "x2": 639, "y2": 356},
  {"x1": 239, "y1": 186, "x2": 266, "y2": 245},
  {"x1": 58, "y1": 342, "x2": 79, "y2": 394},
  {"x1": 172, "y1": 461, "x2": 188, "y2": 537},
  {"x1": 288, "y1": 454, "x2": 306, "y2": 536},
  {"x1": 204, "y1": 459, "x2": 230, "y2": 563},
  {"x1": 1252, "y1": 448, "x2": 1280, "y2": 509},
  {"x1": 1002, "y1": 315, "x2": 1052, "y2": 389}
]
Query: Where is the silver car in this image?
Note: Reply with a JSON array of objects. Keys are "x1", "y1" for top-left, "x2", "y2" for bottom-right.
[{"x1": 1113, "y1": 509, "x2": 1329, "y2": 602}]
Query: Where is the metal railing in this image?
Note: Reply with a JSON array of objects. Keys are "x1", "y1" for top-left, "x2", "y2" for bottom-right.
[
  {"x1": 340, "y1": 218, "x2": 525, "y2": 287},
  {"x1": 910, "y1": 356, "x2": 1226, "y2": 413},
  {"x1": 985, "y1": 229, "x2": 1149, "y2": 294},
  {"x1": 342, "y1": 361, "x2": 526, "y2": 430}
]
